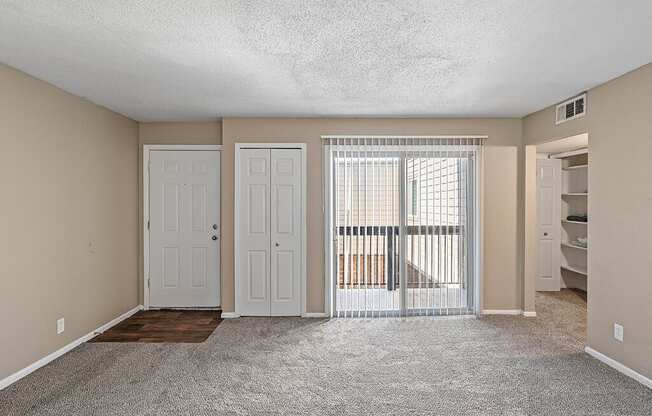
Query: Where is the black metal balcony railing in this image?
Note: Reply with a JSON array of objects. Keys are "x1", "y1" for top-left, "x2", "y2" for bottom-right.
[{"x1": 336, "y1": 225, "x2": 463, "y2": 291}]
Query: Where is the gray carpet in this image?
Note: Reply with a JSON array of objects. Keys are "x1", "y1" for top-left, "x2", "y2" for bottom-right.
[{"x1": 2, "y1": 291, "x2": 651, "y2": 415}]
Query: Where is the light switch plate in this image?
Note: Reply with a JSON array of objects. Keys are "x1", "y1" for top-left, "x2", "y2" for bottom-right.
[
  {"x1": 57, "y1": 318, "x2": 65, "y2": 334},
  {"x1": 614, "y1": 323, "x2": 624, "y2": 342}
]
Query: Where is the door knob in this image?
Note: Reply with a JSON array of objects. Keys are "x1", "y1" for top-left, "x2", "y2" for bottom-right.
[
  {"x1": 212, "y1": 236, "x2": 218, "y2": 241},
  {"x1": 212, "y1": 224, "x2": 218, "y2": 230},
  {"x1": 275, "y1": 242, "x2": 280, "y2": 247},
  {"x1": 544, "y1": 232, "x2": 548, "y2": 236}
]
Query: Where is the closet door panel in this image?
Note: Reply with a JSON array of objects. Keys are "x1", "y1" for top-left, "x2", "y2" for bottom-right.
[
  {"x1": 270, "y1": 149, "x2": 302, "y2": 316},
  {"x1": 238, "y1": 149, "x2": 272, "y2": 315},
  {"x1": 536, "y1": 159, "x2": 561, "y2": 291},
  {"x1": 537, "y1": 164, "x2": 556, "y2": 240},
  {"x1": 538, "y1": 240, "x2": 553, "y2": 277}
]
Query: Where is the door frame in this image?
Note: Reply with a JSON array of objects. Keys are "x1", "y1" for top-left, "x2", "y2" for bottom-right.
[
  {"x1": 523, "y1": 134, "x2": 589, "y2": 316},
  {"x1": 143, "y1": 144, "x2": 223, "y2": 310},
  {"x1": 234, "y1": 142, "x2": 308, "y2": 317},
  {"x1": 321, "y1": 138, "x2": 485, "y2": 318}
]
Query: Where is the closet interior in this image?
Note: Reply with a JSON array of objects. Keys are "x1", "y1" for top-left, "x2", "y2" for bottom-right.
[
  {"x1": 537, "y1": 146, "x2": 588, "y2": 293},
  {"x1": 559, "y1": 149, "x2": 588, "y2": 291}
]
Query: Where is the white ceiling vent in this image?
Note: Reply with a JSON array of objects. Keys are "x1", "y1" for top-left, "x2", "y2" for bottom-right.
[{"x1": 556, "y1": 94, "x2": 586, "y2": 124}]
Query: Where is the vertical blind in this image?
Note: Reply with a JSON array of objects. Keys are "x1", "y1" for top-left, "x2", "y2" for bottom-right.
[{"x1": 323, "y1": 136, "x2": 484, "y2": 317}]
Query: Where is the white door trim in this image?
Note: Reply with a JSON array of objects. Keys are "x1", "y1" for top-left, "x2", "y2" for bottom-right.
[
  {"x1": 143, "y1": 144, "x2": 223, "y2": 310},
  {"x1": 322, "y1": 143, "x2": 485, "y2": 317},
  {"x1": 234, "y1": 143, "x2": 307, "y2": 316},
  {"x1": 235, "y1": 142, "x2": 306, "y2": 149},
  {"x1": 145, "y1": 144, "x2": 224, "y2": 151}
]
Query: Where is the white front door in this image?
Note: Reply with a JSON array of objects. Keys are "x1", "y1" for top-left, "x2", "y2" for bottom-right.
[
  {"x1": 536, "y1": 158, "x2": 561, "y2": 291},
  {"x1": 149, "y1": 150, "x2": 220, "y2": 307},
  {"x1": 237, "y1": 148, "x2": 302, "y2": 316}
]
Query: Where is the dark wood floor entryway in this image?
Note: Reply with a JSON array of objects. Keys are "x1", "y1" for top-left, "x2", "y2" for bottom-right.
[{"x1": 89, "y1": 310, "x2": 222, "y2": 343}]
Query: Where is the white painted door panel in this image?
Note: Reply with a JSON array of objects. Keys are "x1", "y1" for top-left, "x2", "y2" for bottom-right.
[
  {"x1": 149, "y1": 150, "x2": 220, "y2": 307},
  {"x1": 237, "y1": 148, "x2": 303, "y2": 316},
  {"x1": 536, "y1": 159, "x2": 561, "y2": 291},
  {"x1": 270, "y1": 149, "x2": 302, "y2": 316},
  {"x1": 238, "y1": 149, "x2": 272, "y2": 316}
]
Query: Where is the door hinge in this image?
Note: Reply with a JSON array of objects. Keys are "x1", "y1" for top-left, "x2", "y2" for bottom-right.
[
  {"x1": 147, "y1": 220, "x2": 150, "y2": 230},
  {"x1": 147, "y1": 278, "x2": 150, "y2": 288}
]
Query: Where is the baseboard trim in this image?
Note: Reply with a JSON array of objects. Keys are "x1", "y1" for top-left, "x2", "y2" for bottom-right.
[
  {"x1": 0, "y1": 305, "x2": 143, "y2": 391},
  {"x1": 585, "y1": 347, "x2": 652, "y2": 390},
  {"x1": 481, "y1": 309, "x2": 523, "y2": 315},
  {"x1": 221, "y1": 312, "x2": 329, "y2": 318},
  {"x1": 302, "y1": 312, "x2": 329, "y2": 318},
  {"x1": 523, "y1": 311, "x2": 537, "y2": 317}
]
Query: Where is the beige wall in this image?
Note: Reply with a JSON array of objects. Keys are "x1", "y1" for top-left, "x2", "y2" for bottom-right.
[
  {"x1": 523, "y1": 102, "x2": 588, "y2": 146},
  {"x1": 221, "y1": 118, "x2": 523, "y2": 313},
  {"x1": 137, "y1": 121, "x2": 222, "y2": 303},
  {"x1": 523, "y1": 63, "x2": 652, "y2": 379},
  {"x1": 0, "y1": 64, "x2": 139, "y2": 380},
  {"x1": 522, "y1": 146, "x2": 537, "y2": 313},
  {"x1": 139, "y1": 122, "x2": 222, "y2": 145},
  {"x1": 483, "y1": 145, "x2": 521, "y2": 310}
]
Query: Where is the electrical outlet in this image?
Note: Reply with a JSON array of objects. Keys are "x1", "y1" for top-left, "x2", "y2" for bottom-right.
[
  {"x1": 614, "y1": 323, "x2": 624, "y2": 342},
  {"x1": 57, "y1": 318, "x2": 65, "y2": 334}
]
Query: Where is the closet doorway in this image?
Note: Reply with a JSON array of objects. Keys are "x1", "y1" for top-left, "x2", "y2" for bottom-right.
[
  {"x1": 235, "y1": 143, "x2": 307, "y2": 317},
  {"x1": 525, "y1": 133, "x2": 588, "y2": 331}
]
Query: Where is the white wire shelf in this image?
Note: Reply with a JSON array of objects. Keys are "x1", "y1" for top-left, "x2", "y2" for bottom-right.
[
  {"x1": 562, "y1": 242, "x2": 587, "y2": 251},
  {"x1": 561, "y1": 264, "x2": 587, "y2": 276},
  {"x1": 562, "y1": 220, "x2": 588, "y2": 225},
  {"x1": 563, "y1": 164, "x2": 588, "y2": 171}
]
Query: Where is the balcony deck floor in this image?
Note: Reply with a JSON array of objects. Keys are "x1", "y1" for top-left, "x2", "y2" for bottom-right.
[{"x1": 335, "y1": 287, "x2": 469, "y2": 316}]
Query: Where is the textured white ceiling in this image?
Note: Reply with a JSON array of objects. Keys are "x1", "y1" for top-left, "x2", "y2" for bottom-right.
[{"x1": 1, "y1": 1, "x2": 651, "y2": 121}]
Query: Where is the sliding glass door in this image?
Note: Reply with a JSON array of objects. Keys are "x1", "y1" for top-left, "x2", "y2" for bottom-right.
[{"x1": 323, "y1": 137, "x2": 483, "y2": 317}]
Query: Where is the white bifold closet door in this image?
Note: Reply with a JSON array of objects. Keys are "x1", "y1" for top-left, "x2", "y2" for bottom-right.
[{"x1": 237, "y1": 148, "x2": 302, "y2": 316}]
